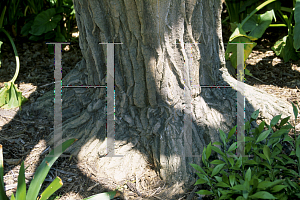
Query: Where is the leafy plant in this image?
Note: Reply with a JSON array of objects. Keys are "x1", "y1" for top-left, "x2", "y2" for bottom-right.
[
  {"x1": 0, "y1": 6, "x2": 28, "y2": 110},
  {"x1": 271, "y1": 0, "x2": 300, "y2": 62},
  {"x1": 21, "y1": 0, "x2": 76, "y2": 46},
  {"x1": 224, "y1": 0, "x2": 300, "y2": 78},
  {"x1": 225, "y1": 0, "x2": 278, "y2": 77},
  {"x1": 190, "y1": 104, "x2": 300, "y2": 199},
  {"x1": 0, "y1": 138, "x2": 118, "y2": 200}
]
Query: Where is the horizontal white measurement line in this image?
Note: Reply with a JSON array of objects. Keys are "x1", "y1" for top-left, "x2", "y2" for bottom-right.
[
  {"x1": 192, "y1": 86, "x2": 233, "y2": 88},
  {"x1": 61, "y1": 86, "x2": 107, "y2": 88}
]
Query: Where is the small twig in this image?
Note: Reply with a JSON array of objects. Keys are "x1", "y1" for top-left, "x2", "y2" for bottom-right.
[{"x1": 38, "y1": 82, "x2": 55, "y2": 88}]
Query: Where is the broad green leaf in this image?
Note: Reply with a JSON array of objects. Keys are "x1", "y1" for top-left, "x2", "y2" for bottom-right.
[
  {"x1": 243, "y1": 159, "x2": 258, "y2": 165},
  {"x1": 227, "y1": 143, "x2": 237, "y2": 152},
  {"x1": 215, "y1": 182, "x2": 230, "y2": 188},
  {"x1": 272, "y1": 35, "x2": 287, "y2": 56},
  {"x1": 210, "y1": 160, "x2": 226, "y2": 165},
  {"x1": 20, "y1": 20, "x2": 34, "y2": 36},
  {"x1": 228, "y1": 157, "x2": 234, "y2": 167},
  {"x1": 222, "y1": 173, "x2": 230, "y2": 185},
  {"x1": 248, "y1": 10, "x2": 274, "y2": 39},
  {"x1": 248, "y1": 191, "x2": 277, "y2": 199},
  {"x1": 212, "y1": 141, "x2": 222, "y2": 146},
  {"x1": 294, "y1": 0, "x2": 300, "y2": 51},
  {"x1": 189, "y1": 163, "x2": 207, "y2": 175},
  {"x1": 255, "y1": 129, "x2": 271, "y2": 144},
  {"x1": 219, "y1": 129, "x2": 226, "y2": 145},
  {"x1": 263, "y1": 145, "x2": 271, "y2": 164},
  {"x1": 279, "y1": 116, "x2": 290, "y2": 127},
  {"x1": 232, "y1": 184, "x2": 247, "y2": 191},
  {"x1": 245, "y1": 167, "x2": 251, "y2": 182},
  {"x1": 29, "y1": 8, "x2": 62, "y2": 36},
  {"x1": 196, "y1": 173, "x2": 210, "y2": 183},
  {"x1": 229, "y1": 174, "x2": 235, "y2": 187},
  {"x1": 272, "y1": 35, "x2": 299, "y2": 62},
  {"x1": 251, "y1": 110, "x2": 260, "y2": 120},
  {"x1": 267, "y1": 137, "x2": 280, "y2": 148},
  {"x1": 270, "y1": 115, "x2": 281, "y2": 127},
  {"x1": 195, "y1": 190, "x2": 214, "y2": 195},
  {"x1": 82, "y1": 191, "x2": 117, "y2": 200},
  {"x1": 270, "y1": 128, "x2": 289, "y2": 138},
  {"x1": 283, "y1": 134, "x2": 293, "y2": 142},
  {"x1": 211, "y1": 146, "x2": 226, "y2": 157},
  {"x1": 206, "y1": 142, "x2": 212, "y2": 160},
  {"x1": 228, "y1": 125, "x2": 237, "y2": 140},
  {"x1": 26, "y1": 139, "x2": 77, "y2": 200},
  {"x1": 211, "y1": 164, "x2": 226, "y2": 177},
  {"x1": 0, "y1": 82, "x2": 28, "y2": 109},
  {"x1": 229, "y1": 26, "x2": 258, "y2": 42},
  {"x1": 39, "y1": 177, "x2": 63, "y2": 200},
  {"x1": 194, "y1": 179, "x2": 207, "y2": 185}
]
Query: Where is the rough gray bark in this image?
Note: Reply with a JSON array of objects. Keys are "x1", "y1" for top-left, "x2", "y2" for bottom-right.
[{"x1": 29, "y1": 0, "x2": 295, "y2": 199}]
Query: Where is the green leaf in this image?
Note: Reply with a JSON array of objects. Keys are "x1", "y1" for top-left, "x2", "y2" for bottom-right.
[
  {"x1": 255, "y1": 129, "x2": 271, "y2": 144},
  {"x1": 219, "y1": 129, "x2": 227, "y2": 145},
  {"x1": 227, "y1": 143, "x2": 238, "y2": 152},
  {"x1": 245, "y1": 167, "x2": 251, "y2": 182},
  {"x1": 263, "y1": 145, "x2": 271, "y2": 164},
  {"x1": 270, "y1": 115, "x2": 281, "y2": 127},
  {"x1": 15, "y1": 162, "x2": 26, "y2": 200},
  {"x1": 251, "y1": 110, "x2": 260, "y2": 120},
  {"x1": 212, "y1": 141, "x2": 222, "y2": 146},
  {"x1": 294, "y1": 0, "x2": 300, "y2": 51},
  {"x1": 82, "y1": 191, "x2": 117, "y2": 200},
  {"x1": 222, "y1": 173, "x2": 230, "y2": 185},
  {"x1": 211, "y1": 164, "x2": 226, "y2": 177},
  {"x1": 283, "y1": 134, "x2": 294, "y2": 142},
  {"x1": 243, "y1": 159, "x2": 258, "y2": 165},
  {"x1": 228, "y1": 157, "x2": 234, "y2": 167},
  {"x1": 206, "y1": 142, "x2": 212, "y2": 160},
  {"x1": 20, "y1": 20, "x2": 34, "y2": 36},
  {"x1": 248, "y1": 10, "x2": 274, "y2": 39},
  {"x1": 215, "y1": 182, "x2": 230, "y2": 188},
  {"x1": 0, "y1": 82, "x2": 28, "y2": 109},
  {"x1": 248, "y1": 191, "x2": 277, "y2": 199},
  {"x1": 194, "y1": 179, "x2": 207, "y2": 185},
  {"x1": 0, "y1": 145, "x2": 9, "y2": 200},
  {"x1": 272, "y1": 35, "x2": 287, "y2": 56},
  {"x1": 292, "y1": 102, "x2": 299, "y2": 120},
  {"x1": 189, "y1": 163, "x2": 207, "y2": 175},
  {"x1": 270, "y1": 128, "x2": 289, "y2": 138},
  {"x1": 279, "y1": 116, "x2": 290, "y2": 127},
  {"x1": 272, "y1": 35, "x2": 299, "y2": 62},
  {"x1": 232, "y1": 184, "x2": 247, "y2": 191},
  {"x1": 227, "y1": 125, "x2": 237, "y2": 140},
  {"x1": 195, "y1": 190, "x2": 214, "y2": 195},
  {"x1": 29, "y1": 8, "x2": 62, "y2": 36},
  {"x1": 210, "y1": 160, "x2": 226, "y2": 165},
  {"x1": 39, "y1": 177, "x2": 63, "y2": 200},
  {"x1": 229, "y1": 174, "x2": 235, "y2": 187},
  {"x1": 26, "y1": 139, "x2": 77, "y2": 200}
]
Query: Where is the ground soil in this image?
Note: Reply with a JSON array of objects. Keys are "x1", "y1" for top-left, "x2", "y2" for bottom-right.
[{"x1": 0, "y1": 4, "x2": 300, "y2": 200}]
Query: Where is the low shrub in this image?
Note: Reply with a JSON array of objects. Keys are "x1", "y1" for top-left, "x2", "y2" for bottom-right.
[{"x1": 190, "y1": 102, "x2": 300, "y2": 199}]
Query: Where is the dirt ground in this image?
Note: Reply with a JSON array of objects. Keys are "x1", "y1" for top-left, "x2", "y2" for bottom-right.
[{"x1": 0, "y1": 5, "x2": 300, "y2": 200}]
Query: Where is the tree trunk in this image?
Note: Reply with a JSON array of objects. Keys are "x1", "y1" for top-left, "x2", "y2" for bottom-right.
[{"x1": 29, "y1": 0, "x2": 295, "y2": 198}]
